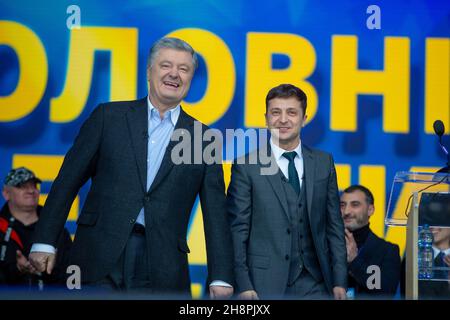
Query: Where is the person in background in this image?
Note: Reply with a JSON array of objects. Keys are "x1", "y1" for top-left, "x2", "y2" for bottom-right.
[
  {"x1": 340, "y1": 185, "x2": 401, "y2": 299},
  {"x1": 0, "y1": 167, "x2": 72, "y2": 290},
  {"x1": 418, "y1": 227, "x2": 450, "y2": 299}
]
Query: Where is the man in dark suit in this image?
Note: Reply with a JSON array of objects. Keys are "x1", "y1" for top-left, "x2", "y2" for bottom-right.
[
  {"x1": 419, "y1": 226, "x2": 450, "y2": 299},
  {"x1": 340, "y1": 185, "x2": 401, "y2": 299},
  {"x1": 227, "y1": 84, "x2": 347, "y2": 300},
  {"x1": 28, "y1": 37, "x2": 234, "y2": 298}
]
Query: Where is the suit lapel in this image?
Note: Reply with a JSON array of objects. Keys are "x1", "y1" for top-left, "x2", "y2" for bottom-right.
[
  {"x1": 262, "y1": 144, "x2": 290, "y2": 221},
  {"x1": 126, "y1": 98, "x2": 148, "y2": 193},
  {"x1": 148, "y1": 106, "x2": 194, "y2": 194},
  {"x1": 302, "y1": 145, "x2": 315, "y2": 221}
]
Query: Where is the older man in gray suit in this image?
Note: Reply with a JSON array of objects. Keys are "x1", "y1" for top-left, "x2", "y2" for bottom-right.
[{"x1": 227, "y1": 84, "x2": 347, "y2": 300}]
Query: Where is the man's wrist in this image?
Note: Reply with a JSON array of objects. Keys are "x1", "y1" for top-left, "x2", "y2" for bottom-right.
[
  {"x1": 30, "y1": 243, "x2": 56, "y2": 254},
  {"x1": 210, "y1": 280, "x2": 232, "y2": 287}
]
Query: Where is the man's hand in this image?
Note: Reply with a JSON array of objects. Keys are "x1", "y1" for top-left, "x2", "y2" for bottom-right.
[
  {"x1": 29, "y1": 251, "x2": 56, "y2": 275},
  {"x1": 333, "y1": 286, "x2": 347, "y2": 300},
  {"x1": 345, "y1": 229, "x2": 358, "y2": 263},
  {"x1": 209, "y1": 285, "x2": 234, "y2": 299},
  {"x1": 16, "y1": 250, "x2": 39, "y2": 275},
  {"x1": 238, "y1": 290, "x2": 259, "y2": 300}
]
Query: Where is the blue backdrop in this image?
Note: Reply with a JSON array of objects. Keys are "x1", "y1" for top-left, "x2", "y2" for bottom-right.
[{"x1": 1, "y1": 0, "x2": 449, "y2": 297}]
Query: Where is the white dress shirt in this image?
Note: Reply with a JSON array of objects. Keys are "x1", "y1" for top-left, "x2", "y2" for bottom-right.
[{"x1": 269, "y1": 138, "x2": 304, "y2": 188}]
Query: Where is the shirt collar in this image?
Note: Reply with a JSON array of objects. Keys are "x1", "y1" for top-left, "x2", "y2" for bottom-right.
[
  {"x1": 147, "y1": 97, "x2": 180, "y2": 126},
  {"x1": 433, "y1": 246, "x2": 450, "y2": 257},
  {"x1": 269, "y1": 138, "x2": 302, "y2": 161}
]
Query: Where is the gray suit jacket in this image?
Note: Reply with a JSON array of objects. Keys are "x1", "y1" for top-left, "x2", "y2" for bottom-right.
[
  {"x1": 32, "y1": 98, "x2": 234, "y2": 295},
  {"x1": 227, "y1": 144, "x2": 347, "y2": 297}
]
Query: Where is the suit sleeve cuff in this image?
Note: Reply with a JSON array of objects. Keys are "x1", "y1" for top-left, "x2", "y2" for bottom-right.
[
  {"x1": 30, "y1": 243, "x2": 57, "y2": 254},
  {"x1": 210, "y1": 280, "x2": 232, "y2": 288}
]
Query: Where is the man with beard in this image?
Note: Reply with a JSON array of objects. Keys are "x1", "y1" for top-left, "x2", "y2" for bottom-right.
[{"x1": 340, "y1": 185, "x2": 400, "y2": 299}]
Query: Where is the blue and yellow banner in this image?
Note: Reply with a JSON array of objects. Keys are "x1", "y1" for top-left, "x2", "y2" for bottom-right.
[{"x1": 1, "y1": 0, "x2": 449, "y2": 297}]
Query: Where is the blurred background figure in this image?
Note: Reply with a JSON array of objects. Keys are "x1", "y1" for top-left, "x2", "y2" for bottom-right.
[
  {"x1": 0, "y1": 167, "x2": 72, "y2": 291},
  {"x1": 340, "y1": 185, "x2": 401, "y2": 299},
  {"x1": 418, "y1": 227, "x2": 450, "y2": 299}
]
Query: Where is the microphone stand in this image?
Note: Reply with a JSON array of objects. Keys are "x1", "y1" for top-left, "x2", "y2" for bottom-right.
[{"x1": 435, "y1": 123, "x2": 450, "y2": 174}]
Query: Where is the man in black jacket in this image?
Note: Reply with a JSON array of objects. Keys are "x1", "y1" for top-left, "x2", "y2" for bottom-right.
[
  {"x1": 0, "y1": 167, "x2": 72, "y2": 290},
  {"x1": 28, "y1": 37, "x2": 234, "y2": 298},
  {"x1": 340, "y1": 185, "x2": 401, "y2": 299}
]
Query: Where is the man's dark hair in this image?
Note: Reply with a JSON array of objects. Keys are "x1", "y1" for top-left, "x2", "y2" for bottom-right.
[
  {"x1": 343, "y1": 185, "x2": 375, "y2": 205},
  {"x1": 265, "y1": 84, "x2": 307, "y2": 114}
]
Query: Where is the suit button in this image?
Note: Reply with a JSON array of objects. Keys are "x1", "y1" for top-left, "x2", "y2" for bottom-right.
[
  {"x1": 301, "y1": 250, "x2": 304, "y2": 254},
  {"x1": 300, "y1": 235, "x2": 303, "y2": 239},
  {"x1": 287, "y1": 228, "x2": 291, "y2": 234},
  {"x1": 285, "y1": 254, "x2": 289, "y2": 260},
  {"x1": 129, "y1": 218, "x2": 135, "y2": 224},
  {"x1": 144, "y1": 195, "x2": 150, "y2": 202},
  {"x1": 299, "y1": 203, "x2": 302, "y2": 208},
  {"x1": 300, "y1": 219, "x2": 303, "y2": 223}
]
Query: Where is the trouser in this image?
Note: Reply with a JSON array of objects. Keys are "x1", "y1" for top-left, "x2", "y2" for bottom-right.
[
  {"x1": 284, "y1": 269, "x2": 330, "y2": 299},
  {"x1": 86, "y1": 224, "x2": 151, "y2": 293}
]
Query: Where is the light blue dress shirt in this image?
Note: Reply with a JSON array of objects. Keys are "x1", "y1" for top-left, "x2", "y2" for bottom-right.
[{"x1": 135, "y1": 98, "x2": 180, "y2": 226}]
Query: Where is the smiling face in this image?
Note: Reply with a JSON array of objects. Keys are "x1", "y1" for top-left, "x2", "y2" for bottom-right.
[
  {"x1": 265, "y1": 96, "x2": 307, "y2": 150},
  {"x1": 147, "y1": 48, "x2": 195, "y2": 110},
  {"x1": 340, "y1": 190, "x2": 374, "y2": 231},
  {"x1": 430, "y1": 227, "x2": 450, "y2": 250}
]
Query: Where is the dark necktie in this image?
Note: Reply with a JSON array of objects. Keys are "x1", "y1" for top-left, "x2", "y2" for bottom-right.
[
  {"x1": 282, "y1": 151, "x2": 300, "y2": 195},
  {"x1": 434, "y1": 251, "x2": 448, "y2": 279}
]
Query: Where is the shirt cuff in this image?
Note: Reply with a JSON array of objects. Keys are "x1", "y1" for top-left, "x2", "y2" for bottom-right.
[
  {"x1": 30, "y1": 243, "x2": 56, "y2": 254},
  {"x1": 209, "y1": 280, "x2": 232, "y2": 288}
]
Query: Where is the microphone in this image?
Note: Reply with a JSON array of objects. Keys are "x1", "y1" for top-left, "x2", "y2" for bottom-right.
[
  {"x1": 433, "y1": 120, "x2": 450, "y2": 172},
  {"x1": 433, "y1": 120, "x2": 445, "y2": 137}
]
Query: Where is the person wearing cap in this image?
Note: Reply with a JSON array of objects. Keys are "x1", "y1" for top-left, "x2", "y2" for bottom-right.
[{"x1": 0, "y1": 167, "x2": 72, "y2": 289}]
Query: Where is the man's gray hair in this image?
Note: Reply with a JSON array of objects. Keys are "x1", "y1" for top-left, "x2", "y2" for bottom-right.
[{"x1": 147, "y1": 37, "x2": 198, "y2": 70}]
